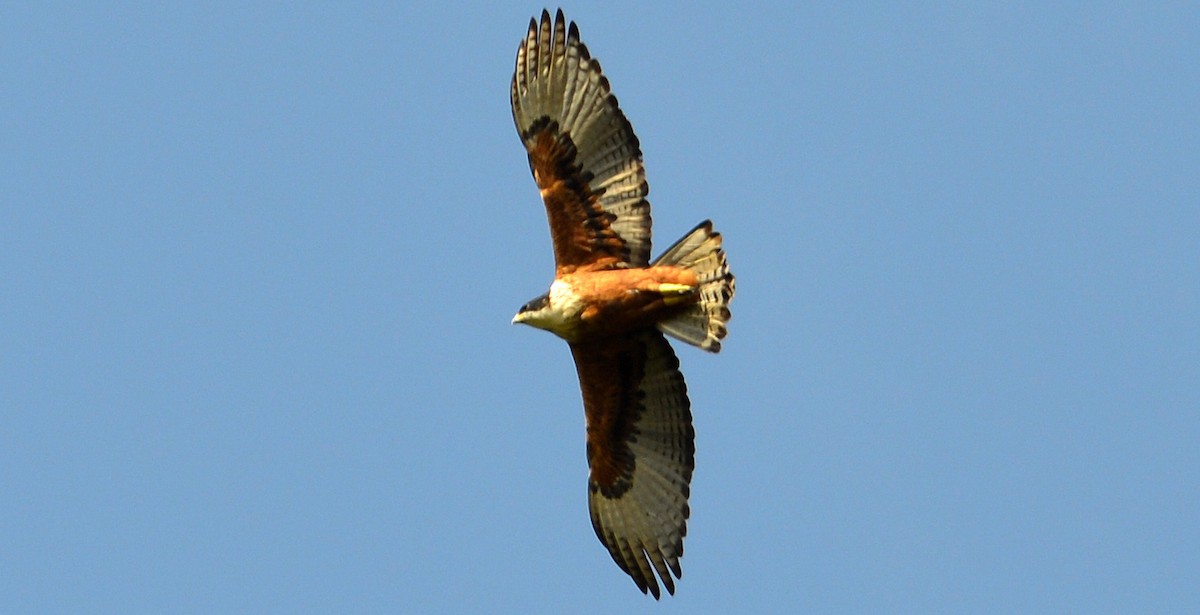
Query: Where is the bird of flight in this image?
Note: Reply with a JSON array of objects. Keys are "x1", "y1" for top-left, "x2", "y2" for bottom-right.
[{"x1": 509, "y1": 9, "x2": 736, "y2": 598}]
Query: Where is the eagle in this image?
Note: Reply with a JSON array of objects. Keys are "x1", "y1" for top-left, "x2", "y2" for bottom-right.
[{"x1": 510, "y1": 9, "x2": 735, "y2": 599}]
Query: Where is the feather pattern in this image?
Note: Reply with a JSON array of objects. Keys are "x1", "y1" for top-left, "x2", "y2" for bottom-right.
[
  {"x1": 654, "y1": 222, "x2": 736, "y2": 352},
  {"x1": 512, "y1": 9, "x2": 652, "y2": 271},
  {"x1": 571, "y1": 330, "x2": 693, "y2": 599}
]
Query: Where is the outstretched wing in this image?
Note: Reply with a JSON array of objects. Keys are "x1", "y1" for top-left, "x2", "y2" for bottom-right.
[
  {"x1": 569, "y1": 330, "x2": 695, "y2": 599},
  {"x1": 512, "y1": 9, "x2": 652, "y2": 274}
]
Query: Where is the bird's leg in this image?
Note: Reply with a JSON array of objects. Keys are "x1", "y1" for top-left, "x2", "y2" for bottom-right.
[{"x1": 656, "y1": 283, "x2": 696, "y2": 306}]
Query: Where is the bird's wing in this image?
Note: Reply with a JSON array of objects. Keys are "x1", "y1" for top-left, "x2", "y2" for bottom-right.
[
  {"x1": 569, "y1": 330, "x2": 694, "y2": 598},
  {"x1": 511, "y1": 9, "x2": 652, "y2": 274}
]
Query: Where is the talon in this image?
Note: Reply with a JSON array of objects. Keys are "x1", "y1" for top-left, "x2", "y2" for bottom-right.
[
  {"x1": 657, "y1": 283, "x2": 694, "y2": 295},
  {"x1": 657, "y1": 283, "x2": 695, "y2": 305}
]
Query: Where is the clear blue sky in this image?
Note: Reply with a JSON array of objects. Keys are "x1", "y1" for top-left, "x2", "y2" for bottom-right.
[{"x1": 4, "y1": 2, "x2": 1197, "y2": 613}]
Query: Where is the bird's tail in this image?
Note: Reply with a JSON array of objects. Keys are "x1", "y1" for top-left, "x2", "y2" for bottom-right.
[{"x1": 652, "y1": 221, "x2": 735, "y2": 353}]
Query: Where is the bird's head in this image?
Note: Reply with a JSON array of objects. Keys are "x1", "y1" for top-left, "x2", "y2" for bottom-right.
[
  {"x1": 511, "y1": 293, "x2": 552, "y2": 329},
  {"x1": 512, "y1": 281, "x2": 582, "y2": 341}
]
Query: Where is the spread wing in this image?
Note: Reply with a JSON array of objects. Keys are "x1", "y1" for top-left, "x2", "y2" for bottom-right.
[
  {"x1": 569, "y1": 330, "x2": 695, "y2": 599},
  {"x1": 511, "y1": 9, "x2": 652, "y2": 274}
]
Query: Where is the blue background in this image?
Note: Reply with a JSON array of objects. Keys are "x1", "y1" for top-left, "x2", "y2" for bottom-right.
[{"x1": 4, "y1": 2, "x2": 1197, "y2": 612}]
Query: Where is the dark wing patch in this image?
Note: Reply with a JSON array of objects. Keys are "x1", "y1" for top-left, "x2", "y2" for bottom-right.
[
  {"x1": 512, "y1": 9, "x2": 653, "y2": 272},
  {"x1": 525, "y1": 119, "x2": 629, "y2": 272},
  {"x1": 569, "y1": 330, "x2": 695, "y2": 599}
]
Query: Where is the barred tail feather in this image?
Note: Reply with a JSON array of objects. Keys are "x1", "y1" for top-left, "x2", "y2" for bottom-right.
[{"x1": 652, "y1": 221, "x2": 735, "y2": 353}]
